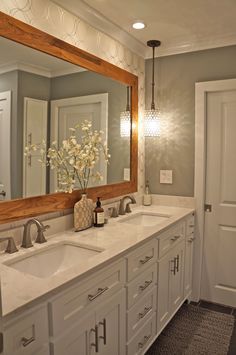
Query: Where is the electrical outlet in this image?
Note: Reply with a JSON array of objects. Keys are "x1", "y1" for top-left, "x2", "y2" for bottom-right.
[{"x1": 160, "y1": 170, "x2": 173, "y2": 184}]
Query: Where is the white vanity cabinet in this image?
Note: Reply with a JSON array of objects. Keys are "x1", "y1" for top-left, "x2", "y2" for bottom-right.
[
  {"x1": 49, "y1": 259, "x2": 126, "y2": 355},
  {"x1": 51, "y1": 290, "x2": 126, "y2": 355},
  {"x1": 3, "y1": 305, "x2": 49, "y2": 355},
  {"x1": 125, "y1": 239, "x2": 158, "y2": 353},
  {"x1": 157, "y1": 222, "x2": 185, "y2": 333},
  {"x1": 184, "y1": 213, "x2": 195, "y2": 298}
]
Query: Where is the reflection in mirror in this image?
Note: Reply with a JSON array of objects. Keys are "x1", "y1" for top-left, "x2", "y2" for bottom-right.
[{"x1": 0, "y1": 36, "x2": 131, "y2": 201}]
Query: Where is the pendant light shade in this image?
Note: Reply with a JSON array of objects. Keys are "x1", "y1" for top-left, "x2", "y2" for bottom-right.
[
  {"x1": 120, "y1": 86, "x2": 131, "y2": 137},
  {"x1": 144, "y1": 40, "x2": 161, "y2": 137}
]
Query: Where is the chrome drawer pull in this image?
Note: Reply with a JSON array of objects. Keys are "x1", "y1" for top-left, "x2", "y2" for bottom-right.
[
  {"x1": 138, "y1": 306, "x2": 152, "y2": 319},
  {"x1": 138, "y1": 334, "x2": 151, "y2": 348},
  {"x1": 171, "y1": 235, "x2": 180, "y2": 242},
  {"x1": 99, "y1": 318, "x2": 107, "y2": 345},
  {"x1": 91, "y1": 325, "x2": 99, "y2": 353},
  {"x1": 21, "y1": 336, "x2": 35, "y2": 347},
  {"x1": 171, "y1": 259, "x2": 176, "y2": 275},
  {"x1": 189, "y1": 224, "x2": 194, "y2": 228},
  {"x1": 139, "y1": 255, "x2": 153, "y2": 264},
  {"x1": 175, "y1": 255, "x2": 179, "y2": 272},
  {"x1": 88, "y1": 286, "x2": 109, "y2": 301},
  {"x1": 139, "y1": 280, "x2": 152, "y2": 291},
  {"x1": 188, "y1": 237, "x2": 195, "y2": 243}
]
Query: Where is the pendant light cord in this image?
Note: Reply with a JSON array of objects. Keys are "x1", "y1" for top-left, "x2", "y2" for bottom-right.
[{"x1": 151, "y1": 45, "x2": 155, "y2": 110}]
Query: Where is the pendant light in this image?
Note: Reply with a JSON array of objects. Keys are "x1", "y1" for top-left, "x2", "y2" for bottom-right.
[
  {"x1": 120, "y1": 86, "x2": 131, "y2": 137},
  {"x1": 144, "y1": 40, "x2": 161, "y2": 137}
]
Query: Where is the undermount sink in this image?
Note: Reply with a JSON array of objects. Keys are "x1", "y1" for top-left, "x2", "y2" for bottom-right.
[
  {"x1": 119, "y1": 212, "x2": 171, "y2": 227},
  {"x1": 4, "y1": 242, "x2": 103, "y2": 279}
]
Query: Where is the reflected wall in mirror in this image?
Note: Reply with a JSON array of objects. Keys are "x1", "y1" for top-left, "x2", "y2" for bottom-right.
[
  {"x1": 0, "y1": 11, "x2": 138, "y2": 224},
  {"x1": 0, "y1": 36, "x2": 131, "y2": 201}
]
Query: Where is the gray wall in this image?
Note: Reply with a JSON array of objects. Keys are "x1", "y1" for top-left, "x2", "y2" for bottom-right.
[
  {"x1": 51, "y1": 71, "x2": 130, "y2": 184},
  {"x1": 0, "y1": 71, "x2": 18, "y2": 199},
  {"x1": 145, "y1": 45, "x2": 236, "y2": 197}
]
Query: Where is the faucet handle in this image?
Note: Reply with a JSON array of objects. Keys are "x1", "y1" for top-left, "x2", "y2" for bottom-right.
[
  {"x1": 0, "y1": 236, "x2": 18, "y2": 254},
  {"x1": 35, "y1": 223, "x2": 49, "y2": 244}
]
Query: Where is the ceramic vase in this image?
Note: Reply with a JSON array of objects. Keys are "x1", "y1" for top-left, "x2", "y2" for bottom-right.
[{"x1": 74, "y1": 194, "x2": 94, "y2": 231}]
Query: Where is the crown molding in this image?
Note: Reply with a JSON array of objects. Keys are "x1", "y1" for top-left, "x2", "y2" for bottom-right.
[
  {"x1": 145, "y1": 32, "x2": 236, "y2": 58},
  {"x1": 0, "y1": 62, "x2": 86, "y2": 77},
  {"x1": 52, "y1": 0, "x2": 147, "y2": 58}
]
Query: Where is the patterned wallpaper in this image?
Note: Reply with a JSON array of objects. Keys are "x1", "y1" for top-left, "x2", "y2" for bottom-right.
[{"x1": 0, "y1": 0, "x2": 145, "y2": 193}]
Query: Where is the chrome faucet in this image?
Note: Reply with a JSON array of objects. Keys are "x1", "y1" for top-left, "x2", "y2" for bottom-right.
[
  {"x1": 21, "y1": 218, "x2": 50, "y2": 248},
  {"x1": 0, "y1": 236, "x2": 18, "y2": 253},
  {"x1": 119, "y1": 195, "x2": 136, "y2": 215}
]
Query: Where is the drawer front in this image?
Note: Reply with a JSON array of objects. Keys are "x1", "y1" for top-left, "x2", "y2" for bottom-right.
[
  {"x1": 4, "y1": 306, "x2": 49, "y2": 355},
  {"x1": 126, "y1": 240, "x2": 158, "y2": 282},
  {"x1": 158, "y1": 222, "x2": 184, "y2": 259},
  {"x1": 127, "y1": 313, "x2": 156, "y2": 355},
  {"x1": 49, "y1": 259, "x2": 125, "y2": 336},
  {"x1": 127, "y1": 288, "x2": 157, "y2": 340},
  {"x1": 127, "y1": 263, "x2": 157, "y2": 309},
  {"x1": 186, "y1": 214, "x2": 195, "y2": 236}
]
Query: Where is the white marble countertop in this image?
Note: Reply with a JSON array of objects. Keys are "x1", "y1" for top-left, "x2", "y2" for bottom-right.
[{"x1": 0, "y1": 205, "x2": 194, "y2": 316}]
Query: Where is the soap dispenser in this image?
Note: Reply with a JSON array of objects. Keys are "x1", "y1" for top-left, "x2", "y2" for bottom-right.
[
  {"x1": 143, "y1": 180, "x2": 152, "y2": 206},
  {"x1": 94, "y1": 197, "x2": 105, "y2": 227}
]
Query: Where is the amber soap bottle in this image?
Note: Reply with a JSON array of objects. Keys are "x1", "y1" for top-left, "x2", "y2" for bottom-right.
[{"x1": 94, "y1": 197, "x2": 104, "y2": 227}]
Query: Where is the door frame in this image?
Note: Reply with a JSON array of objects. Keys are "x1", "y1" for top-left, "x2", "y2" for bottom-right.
[{"x1": 193, "y1": 78, "x2": 236, "y2": 301}]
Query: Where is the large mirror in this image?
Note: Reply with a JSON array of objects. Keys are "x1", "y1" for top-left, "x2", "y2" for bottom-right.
[{"x1": 0, "y1": 11, "x2": 138, "y2": 223}]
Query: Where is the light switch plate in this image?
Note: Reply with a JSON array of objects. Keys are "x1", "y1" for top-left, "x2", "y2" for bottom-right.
[
  {"x1": 124, "y1": 168, "x2": 130, "y2": 181},
  {"x1": 160, "y1": 170, "x2": 173, "y2": 184}
]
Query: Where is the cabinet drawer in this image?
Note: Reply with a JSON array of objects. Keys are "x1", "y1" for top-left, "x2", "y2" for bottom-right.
[
  {"x1": 127, "y1": 313, "x2": 156, "y2": 355},
  {"x1": 126, "y1": 240, "x2": 158, "y2": 282},
  {"x1": 127, "y1": 288, "x2": 157, "y2": 340},
  {"x1": 186, "y1": 214, "x2": 195, "y2": 236},
  {"x1": 127, "y1": 263, "x2": 157, "y2": 309},
  {"x1": 49, "y1": 259, "x2": 125, "y2": 336},
  {"x1": 4, "y1": 306, "x2": 49, "y2": 355},
  {"x1": 158, "y1": 222, "x2": 184, "y2": 258}
]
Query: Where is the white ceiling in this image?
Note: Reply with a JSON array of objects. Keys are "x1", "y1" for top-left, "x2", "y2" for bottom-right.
[{"x1": 53, "y1": 0, "x2": 236, "y2": 58}]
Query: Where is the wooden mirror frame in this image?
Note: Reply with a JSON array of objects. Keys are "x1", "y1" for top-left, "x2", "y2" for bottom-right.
[{"x1": 0, "y1": 11, "x2": 138, "y2": 224}]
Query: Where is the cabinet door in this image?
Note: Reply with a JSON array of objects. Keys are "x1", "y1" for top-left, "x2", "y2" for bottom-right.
[
  {"x1": 95, "y1": 289, "x2": 126, "y2": 355},
  {"x1": 170, "y1": 241, "x2": 185, "y2": 314},
  {"x1": 184, "y1": 235, "x2": 194, "y2": 298},
  {"x1": 157, "y1": 252, "x2": 171, "y2": 333},
  {"x1": 51, "y1": 315, "x2": 96, "y2": 355}
]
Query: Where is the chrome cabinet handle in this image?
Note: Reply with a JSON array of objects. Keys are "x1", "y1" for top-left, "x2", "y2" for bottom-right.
[
  {"x1": 21, "y1": 336, "x2": 35, "y2": 347},
  {"x1": 139, "y1": 255, "x2": 153, "y2": 264},
  {"x1": 99, "y1": 318, "x2": 107, "y2": 345},
  {"x1": 171, "y1": 235, "x2": 180, "y2": 242},
  {"x1": 138, "y1": 306, "x2": 152, "y2": 319},
  {"x1": 189, "y1": 224, "x2": 194, "y2": 228},
  {"x1": 91, "y1": 325, "x2": 99, "y2": 353},
  {"x1": 88, "y1": 286, "x2": 109, "y2": 301},
  {"x1": 138, "y1": 334, "x2": 151, "y2": 348},
  {"x1": 175, "y1": 255, "x2": 179, "y2": 272},
  {"x1": 171, "y1": 259, "x2": 176, "y2": 275},
  {"x1": 139, "y1": 280, "x2": 152, "y2": 291},
  {"x1": 188, "y1": 237, "x2": 195, "y2": 243}
]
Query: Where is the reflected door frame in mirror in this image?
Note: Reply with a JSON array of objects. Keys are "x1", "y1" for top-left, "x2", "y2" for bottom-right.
[{"x1": 0, "y1": 11, "x2": 138, "y2": 224}]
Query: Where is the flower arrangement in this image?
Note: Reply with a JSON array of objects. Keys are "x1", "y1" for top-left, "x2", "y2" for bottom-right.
[{"x1": 25, "y1": 120, "x2": 110, "y2": 193}]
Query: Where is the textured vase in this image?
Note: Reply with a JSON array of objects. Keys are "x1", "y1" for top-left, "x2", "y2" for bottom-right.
[{"x1": 74, "y1": 194, "x2": 94, "y2": 231}]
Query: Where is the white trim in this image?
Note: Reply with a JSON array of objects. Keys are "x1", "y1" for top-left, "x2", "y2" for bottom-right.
[{"x1": 193, "y1": 78, "x2": 236, "y2": 301}]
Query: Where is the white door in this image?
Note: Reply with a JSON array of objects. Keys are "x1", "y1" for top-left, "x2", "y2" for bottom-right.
[
  {"x1": 50, "y1": 94, "x2": 108, "y2": 193},
  {"x1": 23, "y1": 97, "x2": 48, "y2": 197},
  {"x1": 0, "y1": 91, "x2": 11, "y2": 200},
  {"x1": 201, "y1": 89, "x2": 236, "y2": 307}
]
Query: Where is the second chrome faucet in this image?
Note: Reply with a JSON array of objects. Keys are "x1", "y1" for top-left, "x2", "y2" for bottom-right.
[
  {"x1": 119, "y1": 195, "x2": 136, "y2": 215},
  {"x1": 21, "y1": 218, "x2": 50, "y2": 248}
]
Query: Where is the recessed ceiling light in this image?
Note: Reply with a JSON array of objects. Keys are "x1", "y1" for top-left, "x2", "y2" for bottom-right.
[{"x1": 132, "y1": 22, "x2": 146, "y2": 30}]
